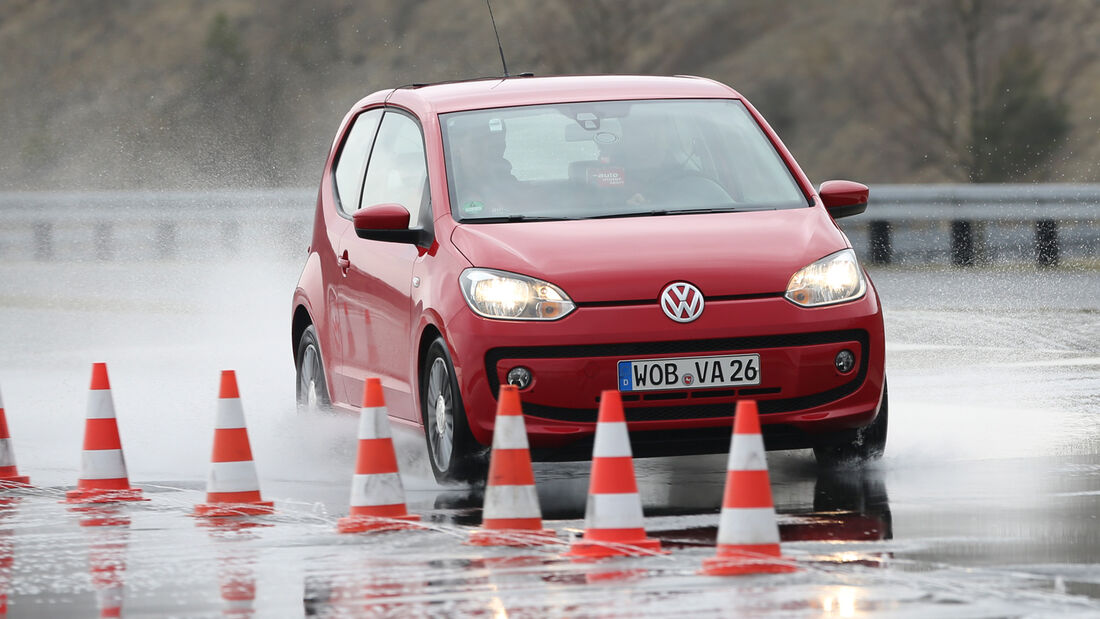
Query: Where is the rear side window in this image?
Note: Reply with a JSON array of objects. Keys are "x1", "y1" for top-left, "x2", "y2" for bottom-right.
[
  {"x1": 360, "y1": 111, "x2": 429, "y2": 227},
  {"x1": 333, "y1": 108, "x2": 382, "y2": 213}
]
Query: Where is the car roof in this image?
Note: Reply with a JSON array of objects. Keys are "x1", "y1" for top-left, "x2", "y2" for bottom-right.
[{"x1": 377, "y1": 74, "x2": 743, "y2": 115}]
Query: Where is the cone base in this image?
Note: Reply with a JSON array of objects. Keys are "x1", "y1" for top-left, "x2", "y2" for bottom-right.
[
  {"x1": 337, "y1": 513, "x2": 421, "y2": 533},
  {"x1": 65, "y1": 487, "x2": 145, "y2": 503},
  {"x1": 468, "y1": 528, "x2": 558, "y2": 547},
  {"x1": 194, "y1": 501, "x2": 275, "y2": 518},
  {"x1": 0, "y1": 475, "x2": 30, "y2": 488},
  {"x1": 566, "y1": 536, "x2": 664, "y2": 559},
  {"x1": 701, "y1": 554, "x2": 798, "y2": 576}
]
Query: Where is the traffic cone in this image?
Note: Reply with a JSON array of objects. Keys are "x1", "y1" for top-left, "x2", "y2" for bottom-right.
[
  {"x1": 194, "y1": 371, "x2": 274, "y2": 517},
  {"x1": 0, "y1": 387, "x2": 30, "y2": 487},
  {"x1": 469, "y1": 385, "x2": 556, "y2": 546},
  {"x1": 337, "y1": 378, "x2": 421, "y2": 533},
  {"x1": 66, "y1": 363, "x2": 144, "y2": 503},
  {"x1": 566, "y1": 390, "x2": 662, "y2": 558},
  {"x1": 702, "y1": 400, "x2": 797, "y2": 575}
]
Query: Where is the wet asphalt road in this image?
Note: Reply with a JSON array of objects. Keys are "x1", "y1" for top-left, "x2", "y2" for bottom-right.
[{"x1": 0, "y1": 259, "x2": 1097, "y2": 616}]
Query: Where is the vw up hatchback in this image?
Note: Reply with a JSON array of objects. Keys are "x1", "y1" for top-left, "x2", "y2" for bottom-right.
[{"x1": 291, "y1": 75, "x2": 886, "y2": 482}]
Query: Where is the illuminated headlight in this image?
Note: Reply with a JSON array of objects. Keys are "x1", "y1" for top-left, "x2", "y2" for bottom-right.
[
  {"x1": 459, "y1": 268, "x2": 575, "y2": 320},
  {"x1": 785, "y1": 249, "x2": 867, "y2": 307}
]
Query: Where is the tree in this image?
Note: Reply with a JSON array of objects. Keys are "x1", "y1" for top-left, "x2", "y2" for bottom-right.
[{"x1": 874, "y1": 0, "x2": 1071, "y2": 182}]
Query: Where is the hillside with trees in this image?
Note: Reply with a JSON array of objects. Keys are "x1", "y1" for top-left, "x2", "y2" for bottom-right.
[{"x1": 0, "y1": 0, "x2": 1096, "y2": 190}]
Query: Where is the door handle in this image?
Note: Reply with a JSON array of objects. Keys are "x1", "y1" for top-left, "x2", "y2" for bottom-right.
[{"x1": 337, "y1": 251, "x2": 350, "y2": 274}]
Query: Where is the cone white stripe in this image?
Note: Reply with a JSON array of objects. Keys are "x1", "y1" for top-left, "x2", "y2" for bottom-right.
[
  {"x1": 483, "y1": 484, "x2": 542, "y2": 520},
  {"x1": 349, "y1": 473, "x2": 405, "y2": 507},
  {"x1": 356, "y1": 406, "x2": 392, "y2": 440},
  {"x1": 86, "y1": 390, "x2": 117, "y2": 420},
  {"x1": 726, "y1": 432, "x2": 768, "y2": 471},
  {"x1": 592, "y1": 422, "x2": 632, "y2": 458},
  {"x1": 0, "y1": 438, "x2": 15, "y2": 467},
  {"x1": 491, "y1": 415, "x2": 529, "y2": 450},
  {"x1": 80, "y1": 449, "x2": 128, "y2": 479},
  {"x1": 716, "y1": 507, "x2": 781, "y2": 545},
  {"x1": 215, "y1": 398, "x2": 247, "y2": 429},
  {"x1": 207, "y1": 460, "x2": 261, "y2": 493},
  {"x1": 584, "y1": 492, "x2": 645, "y2": 530},
  {"x1": 96, "y1": 586, "x2": 123, "y2": 611},
  {"x1": 223, "y1": 599, "x2": 254, "y2": 610}
]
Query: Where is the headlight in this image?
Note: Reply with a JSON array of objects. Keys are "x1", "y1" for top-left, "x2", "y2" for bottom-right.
[
  {"x1": 785, "y1": 249, "x2": 867, "y2": 307},
  {"x1": 459, "y1": 269, "x2": 575, "y2": 320}
]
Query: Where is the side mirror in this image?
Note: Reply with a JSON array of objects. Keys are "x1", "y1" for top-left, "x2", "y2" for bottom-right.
[
  {"x1": 353, "y1": 203, "x2": 428, "y2": 245},
  {"x1": 819, "y1": 180, "x2": 869, "y2": 219}
]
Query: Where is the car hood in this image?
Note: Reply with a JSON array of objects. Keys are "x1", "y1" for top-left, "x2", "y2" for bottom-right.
[{"x1": 449, "y1": 208, "x2": 849, "y2": 303}]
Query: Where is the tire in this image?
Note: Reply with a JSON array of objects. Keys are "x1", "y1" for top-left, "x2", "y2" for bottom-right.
[
  {"x1": 420, "y1": 337, "x2": 487, "y2": 483},
  {"x1": 813, "y1": 380, "x2": 888, "y2": 468},
  {"x1": 296, "y1": 325, "x2": 331, "y2": 414}
]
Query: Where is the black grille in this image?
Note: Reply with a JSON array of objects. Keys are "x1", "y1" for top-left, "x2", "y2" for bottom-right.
[{"x1": 487, "y1": 330, "x2": 870, "y2": 422}]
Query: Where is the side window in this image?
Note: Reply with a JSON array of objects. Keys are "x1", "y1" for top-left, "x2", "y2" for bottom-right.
[
  {"x1": 333, "y1": 108, "x2": 382, "y2": 214},
  {"x1": 361, "y1": 111, "x2": 428, "y2": 228}
]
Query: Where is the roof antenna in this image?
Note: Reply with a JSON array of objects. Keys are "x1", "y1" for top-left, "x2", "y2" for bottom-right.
[{"x1": 486, "y1": 0, "x2": 509, "y2": 77}]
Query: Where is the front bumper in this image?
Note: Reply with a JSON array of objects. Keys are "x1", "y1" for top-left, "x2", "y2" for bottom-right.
[{"x1": 445, "y1": 291, "x2": 885, "y2": 458}]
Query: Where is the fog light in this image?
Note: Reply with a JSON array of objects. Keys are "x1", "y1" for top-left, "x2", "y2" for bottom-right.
[
  {"x1": 834, "y1": 350, "x2": 855, "y2": 374},
  {"x1": 506, "y1": 366, "x2": 532, "y2": 389}
]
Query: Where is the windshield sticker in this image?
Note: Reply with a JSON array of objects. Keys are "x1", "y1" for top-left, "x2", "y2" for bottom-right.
[
  {"x1": 587, "y1": 167, "x2": 625, "y2": 187},
  {"x1": 463, "y1": 200, "x2": 485, "y2": 214}
]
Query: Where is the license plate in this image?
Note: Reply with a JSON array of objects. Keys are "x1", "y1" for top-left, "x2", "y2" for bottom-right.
[{"x1": 617, "y1": 354, "x2": 761, "y2": 392}]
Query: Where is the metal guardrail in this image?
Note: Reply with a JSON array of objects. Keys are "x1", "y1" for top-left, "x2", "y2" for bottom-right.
[
  {"x1": 0, "y1": 185, "x2": 1096, "y2": 265},
  {"x1": 844, "y1": 184, "x2": 1100, "y2": 267},
  {"x1": 0, "y1": 189, "x2": 316, "y2": 262}
]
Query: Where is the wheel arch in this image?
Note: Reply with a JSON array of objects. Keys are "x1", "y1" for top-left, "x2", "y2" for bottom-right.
[{"x1": 292, "y1": 304, "x2": 313, "y2": 360}]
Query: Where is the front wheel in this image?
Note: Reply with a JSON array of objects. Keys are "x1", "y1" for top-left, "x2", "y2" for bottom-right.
[
  {"x1": 813, "y1": 380, "x2": 888, "y2": 468},
  {"x1": 296, "y1": 325, "x2": 331, "y2": 414},
  {"x1": 420, "y1": 337, "x2": 487, "y2": 483}
]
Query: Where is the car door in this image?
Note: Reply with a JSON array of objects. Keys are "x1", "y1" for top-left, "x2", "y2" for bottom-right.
[
  {"x1": 336, "y1": 110, "x2": 429, "y2": 419},
  {"x1": 328, "y1": 108, "x2": 382, "y2": 404}
]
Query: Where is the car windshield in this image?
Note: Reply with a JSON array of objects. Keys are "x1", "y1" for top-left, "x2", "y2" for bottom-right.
[{"x1": 441, "y1": 99, "x2": 808, "y2": 222}]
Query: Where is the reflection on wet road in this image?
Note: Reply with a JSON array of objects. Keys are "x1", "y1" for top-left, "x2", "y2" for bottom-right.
[{"x1": 0, "y1": 262, "x2": 1097, "y2": 615}]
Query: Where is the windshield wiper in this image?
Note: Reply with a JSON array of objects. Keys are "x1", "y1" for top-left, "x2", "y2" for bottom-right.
[
  {"x1": 587, "y1": 206, "x2": 741, "y2": 220},
  {"x1": 463, "y1": 215, "x2": 570, "y2": 223}
]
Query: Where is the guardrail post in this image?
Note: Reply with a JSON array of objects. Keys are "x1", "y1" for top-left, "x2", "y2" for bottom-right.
[
  {"x1": 221, "y1": 220, "x2": 241, "y2": 256},
  {"x1": 868, "y1": 220, "x2": 892, "y2": 265},
  {"x1": 156, "y1": 222, "x2": 177, "y2": 259},
  {"x1": 95, "y1": 222, "x2": 114, "y2": 261},
  {"x1": 33, "y1": 221, "x2": 53, "y2": 261},
  {"x1": 1035, "y1": 219, "x2": 1059, "y2": 267},
  {"x1": 950, "y1": 220, "x2": 975, "y2": 266}
]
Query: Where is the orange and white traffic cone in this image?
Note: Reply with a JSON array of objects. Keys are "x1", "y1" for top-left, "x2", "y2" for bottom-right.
[
  {"x1": 0, "y1": 387, "x2": 30, "y2": 487},
  {"x1": 469, "y1": 385, "x2": 556, "y2": 546},
  {"x1": 702, "y1": 400, "x2": 797, "y2": 575},
  {"x1": 194, "y1": 371, "x2": 274, "y2": 518},
  {"x1": 566, "y1": 390, "x2": 662, "y2": 558},
  {"x1": 337, "y1": 378, "x2": 420, "y2": 533},
  {"x1": 66, "y1": 363, "x2": 144, "y2": 503}
]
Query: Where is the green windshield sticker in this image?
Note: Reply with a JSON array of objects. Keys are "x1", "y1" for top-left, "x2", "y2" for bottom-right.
[{"x1": 463, "y1": 200, "x2": 485, "y2": 214}]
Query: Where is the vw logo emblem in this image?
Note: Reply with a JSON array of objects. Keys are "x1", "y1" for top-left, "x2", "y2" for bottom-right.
[{"x1": 660, "y1": 282, "x2": 704, "y2": 323}]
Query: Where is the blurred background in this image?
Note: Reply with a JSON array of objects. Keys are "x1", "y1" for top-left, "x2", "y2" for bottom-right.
[{"x1": 1, "y1": 0, "x2": 1097, "y2": 191}]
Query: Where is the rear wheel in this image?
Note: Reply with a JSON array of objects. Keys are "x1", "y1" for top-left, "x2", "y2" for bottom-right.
[
  {"x1": 420, "y1": 337, "x2": 487, "y2": 483},
  {"x1": 813, "y1": 380, "x2": 888, "y2": 468},
  {"x1": 296, "y1": 325, "x2": 331, "y2": 414}
]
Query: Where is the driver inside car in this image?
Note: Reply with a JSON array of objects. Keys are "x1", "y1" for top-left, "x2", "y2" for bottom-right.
[{"x1": 447, "y1": 116, "x2": 522, "y2": 217}]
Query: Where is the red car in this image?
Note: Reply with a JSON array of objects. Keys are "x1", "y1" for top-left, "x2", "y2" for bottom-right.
[{"x1": 291, "y1": 75, "x2": 886, "y2": 482}]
